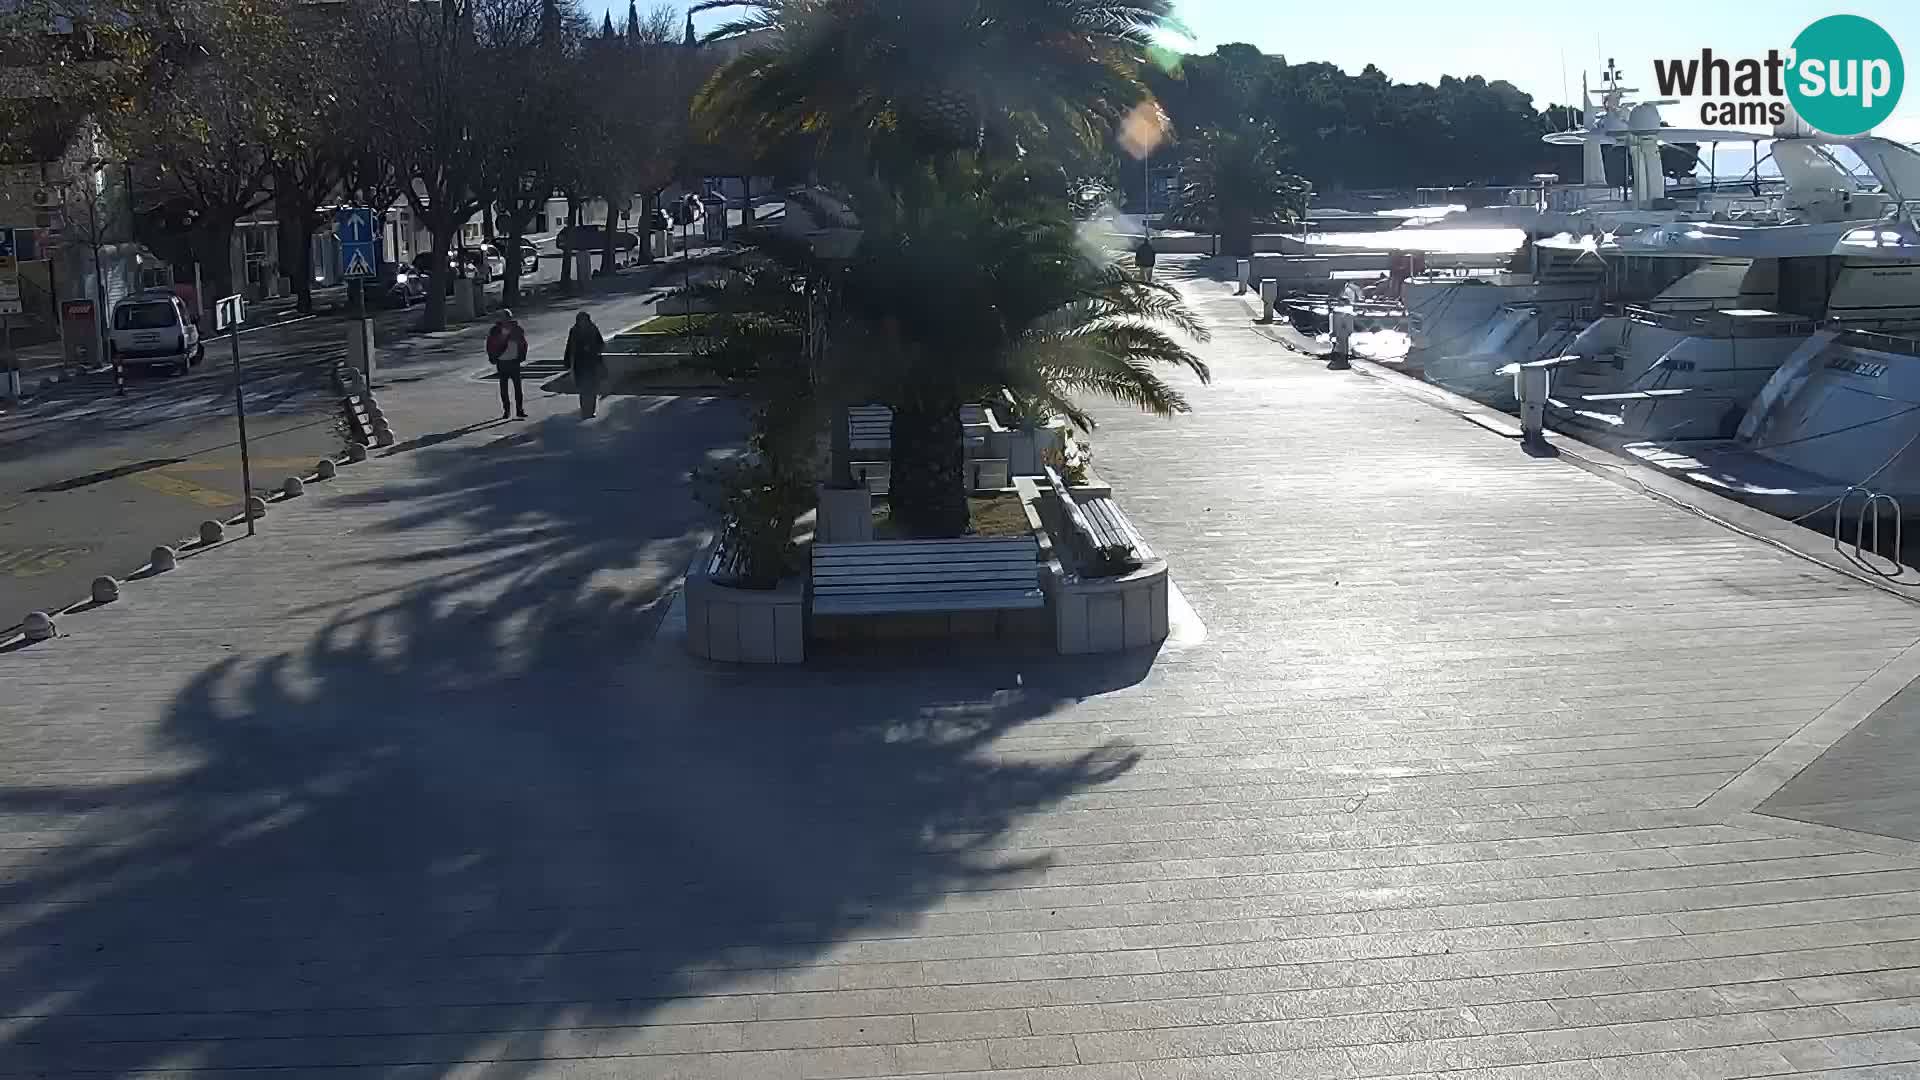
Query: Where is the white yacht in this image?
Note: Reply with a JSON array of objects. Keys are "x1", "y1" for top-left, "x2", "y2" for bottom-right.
[
  {"x1": 1395, "y1": 71, "x2": 1882, "y2": 386},
  {"x1": 1535, "y1": 138, "x2": 1920, "y2": 441},
  {"x1": 1620, "y1": 318, "x2": 1920, "y2": 524},
  {"x1": 1421, "y1": 131, "x2": 1920, "y2": 412}
]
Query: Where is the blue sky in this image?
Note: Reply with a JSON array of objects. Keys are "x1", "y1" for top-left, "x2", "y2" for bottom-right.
[{"x1": 605, "y1": 1, "x2": 1920, "y2": 140}]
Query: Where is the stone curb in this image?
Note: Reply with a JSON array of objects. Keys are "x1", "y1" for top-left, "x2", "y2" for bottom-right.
[{"x1": 4, "y1": 448, "x2": 359, "y2": 649}]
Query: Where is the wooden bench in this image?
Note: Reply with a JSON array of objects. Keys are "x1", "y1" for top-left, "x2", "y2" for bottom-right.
[
  {"x1": 706, "y1": 538, "x2": 752, "y2": 586},
  {"x1": 811, "y1": 539, "x2": 1044, "y2": 616},
  {"x1": 1044, "y1": 467, "x2": 1148, "y2": 576},
  {"x1": 847, "y1": 404, "x2": 991, "y2": 458}
]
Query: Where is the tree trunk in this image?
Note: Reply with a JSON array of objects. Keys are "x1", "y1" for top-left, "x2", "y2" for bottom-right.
[
  {"x1": 599, "y1": 194, "x2": 618, "y2": 278},
  {"x1": 502, "y1": 219, "x2": 523, "y2": 309},
  {"x1": 741, "y1": 176, "x2": 754, "y2": 226},
  {"x1": 637, "y1": 191, "x2": 656, "y2": 264},
  {"x1": 888, "y1": 394, "x2": 968, "y2": 538},
  {"x1": 295, "y1": 224, "x2": 315, "y2": 314},
  {"x1": 420, "y1": 217, "x2": 455, "y2": 331},
  {"x1": 1222, "y1": 213, "x2": 1255, "y2": 258},
  {"x1": 195, "y1": 221, "x2": 238, "y2": 303},
  {"x1": 559, "y1": 201, "x2": 579, "y2": 291}
]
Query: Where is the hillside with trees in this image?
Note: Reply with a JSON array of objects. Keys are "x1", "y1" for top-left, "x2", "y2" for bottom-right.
[{"x1": 1139, "y1": 44, "x2": 1587, "y2": 201}]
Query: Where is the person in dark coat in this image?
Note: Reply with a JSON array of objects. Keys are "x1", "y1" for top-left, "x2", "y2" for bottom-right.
[
  {"x1": 563, "y1": 311, "x2": 607, "y2": 419},
  {"x1": 1134, "y1": 235, "x2": 1157, "y2": 281}
]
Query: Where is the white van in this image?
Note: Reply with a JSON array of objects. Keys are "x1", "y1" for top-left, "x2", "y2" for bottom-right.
[{"x1": 109, "y1": 290, "x2": 204, "y2": 375}]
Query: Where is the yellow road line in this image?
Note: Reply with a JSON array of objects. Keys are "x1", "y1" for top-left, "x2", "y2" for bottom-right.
[{"x1": 129, "y1": 471, "x2": 237, "y2": 508}]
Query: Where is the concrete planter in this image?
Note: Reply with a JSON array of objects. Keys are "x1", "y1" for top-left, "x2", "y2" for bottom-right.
[
  {"x1": 604, "y1": 353, "x2": 683, "y2": 382},
  {"x1": 1013, "y1": 475, "x2": 1169, "y2": 655},
  {"x1": 1005, "y1": 419, "x2": 1068, "y2": 477},
  {"x1": 684, "y1": 541, "x2": 805, "y2": 664},
  {"x1": 816, "y1": 484, "x2": 873, "y2": 543},
  {"x1": 1051, "y1": 561, "x2": 1171, "y2": 655}
]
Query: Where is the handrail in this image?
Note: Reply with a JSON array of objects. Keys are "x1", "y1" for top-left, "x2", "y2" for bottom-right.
[
  {"x1": 1833, "y1": 327, "x2": 1920, "y2": 358},
  {"x1": 1835, "y1": 486, "x2": 1905, "y2": 573},
  {"x1": 1612, "y1": 305, "x2": 1821, "y2": 338}
]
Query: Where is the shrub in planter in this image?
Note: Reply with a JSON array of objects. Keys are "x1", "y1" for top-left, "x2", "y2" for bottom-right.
[{"x1": 696, "y1": 455, "x2": 813, "y2": 589}]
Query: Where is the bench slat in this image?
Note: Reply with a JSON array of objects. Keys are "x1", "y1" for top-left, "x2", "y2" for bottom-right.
[
  {"x1": 813, "y1": 564, "x2": 1041, "y2": 581},
  {"x1": 815, "y1": 540, "x2": 1035, "y2": 556},
  {"x1": 814, "y1": 591, "x2": 1045, "y2": 614},
  {"x1": 814, "y1": 575, "x2": 1041, "y2": 590}
]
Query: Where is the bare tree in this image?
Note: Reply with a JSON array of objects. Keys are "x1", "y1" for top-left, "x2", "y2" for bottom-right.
[{"x1": 478, "y1": 0, "x2": 590, "y2": 307}]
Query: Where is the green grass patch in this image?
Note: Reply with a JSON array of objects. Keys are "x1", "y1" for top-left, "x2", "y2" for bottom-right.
[{"x1": 626, "y1": 314, "x2": 713, "y2": 336}]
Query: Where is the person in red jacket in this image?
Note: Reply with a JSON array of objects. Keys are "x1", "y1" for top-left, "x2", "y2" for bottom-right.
[{"x1": 485, "y1": 309, "x2": 529, "y2": 419}]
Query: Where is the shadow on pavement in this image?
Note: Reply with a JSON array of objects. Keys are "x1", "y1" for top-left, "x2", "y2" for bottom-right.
[{"x1": 0, "y1": 391, "x2": 1147, "y2": 1076}]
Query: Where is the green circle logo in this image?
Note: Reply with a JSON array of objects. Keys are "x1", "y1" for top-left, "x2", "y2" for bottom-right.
[{"x1": 1787, "y1": 15, "x2": 1904, "y2": 136}]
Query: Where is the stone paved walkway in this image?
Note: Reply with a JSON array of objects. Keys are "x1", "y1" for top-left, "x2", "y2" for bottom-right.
[{"x1": 4, "y1": 270, "x2": 1920, "y2": 1078}]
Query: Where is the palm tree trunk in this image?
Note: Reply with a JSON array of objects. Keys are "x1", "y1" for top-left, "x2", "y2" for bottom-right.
[
  {"x1": 889, "y1": 394, "x2": 968, "y2": 538},
  {"x1": 1222, "y1": 213, "x2": 1255, "y2": 258}
]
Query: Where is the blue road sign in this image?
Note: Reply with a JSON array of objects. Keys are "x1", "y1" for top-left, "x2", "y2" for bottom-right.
[{"x1": 336, "y1": 208, "x2": 377, "y2": 279}]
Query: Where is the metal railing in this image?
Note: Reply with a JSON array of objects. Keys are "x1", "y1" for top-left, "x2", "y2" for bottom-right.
[
  {"x1": 1834, "y1": 327, "x2": 1920, "y2": 358},
  {"x1": 1612, "y1": 305, "x2": 1820, "y2": 338},
  {"x1": 1835, "y1": 486, "x2": 1904, "y2": 572}
]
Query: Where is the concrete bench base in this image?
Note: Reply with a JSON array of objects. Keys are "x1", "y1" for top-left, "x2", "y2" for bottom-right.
[
  {"x1": 1052, "y1": 562, "x2": 1171, "y2": 654},
  {"x1": 684, "y1": 542, "x2": 805, "y2": 664}
]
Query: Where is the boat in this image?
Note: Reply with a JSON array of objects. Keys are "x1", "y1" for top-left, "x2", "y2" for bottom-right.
[
  {"x1": 1422, "y1": 127, "x2": 1920, "y2": 414},
  {"x1": 1533, "y1": 138, "x2": 1920, "y2": 441}
]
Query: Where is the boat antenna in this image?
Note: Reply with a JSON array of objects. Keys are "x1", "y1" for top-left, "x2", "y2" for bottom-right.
[{"x1": 1560, "y1": 49, "x2": 1570, "y2": 131}]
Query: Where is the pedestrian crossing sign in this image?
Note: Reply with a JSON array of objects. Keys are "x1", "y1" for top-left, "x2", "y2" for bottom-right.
[{"x1": 336, "y1": 207, "x2": 378, "y2": 280}]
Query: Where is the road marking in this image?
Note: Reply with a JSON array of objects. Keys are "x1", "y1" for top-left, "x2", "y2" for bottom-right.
[
  {"x1": 0, "y1": 544, "x2": 94, "y2": 577},
  {"x1": 128, "y1": 471, "x2": 237, "y2": 508}
]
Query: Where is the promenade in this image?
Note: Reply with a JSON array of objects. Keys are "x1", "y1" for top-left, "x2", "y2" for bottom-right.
[{"x1": 3, "y1": 267, "x2": 1920, "y2": 1078}]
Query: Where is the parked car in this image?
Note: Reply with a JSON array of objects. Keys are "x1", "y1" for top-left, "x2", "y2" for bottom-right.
[
  {"x1": 412, "y1": 249, "x2": 496, "y2": 289},
  {"x1": 108, "y1": 290, "x2": 203, "y2": 376},
  {"x1": 374, "y1": 263, "x2": 429, "y2": 308},
  {"x1": 475, "y1": 243, "x2": 508, "y2": 281},
  {"x1": 556, "y1": 224, "x2": 639, "y2": 253},
  {"x1": 506, "y1": 238, "x2": 541, "y2": 275}
]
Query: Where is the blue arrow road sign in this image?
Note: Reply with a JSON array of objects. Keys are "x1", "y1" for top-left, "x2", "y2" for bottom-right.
[{"x1": 336, "y1": 208, "x2": 377, "y2": 279}]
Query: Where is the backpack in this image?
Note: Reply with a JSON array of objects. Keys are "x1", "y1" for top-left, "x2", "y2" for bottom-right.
[{"x1": 486, "y1": 324, "x2": 510, "y2": 362}]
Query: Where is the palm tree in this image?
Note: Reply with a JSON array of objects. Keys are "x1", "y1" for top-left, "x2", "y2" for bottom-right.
[
  {"x1": 691, "y1": 0, "x2": 1172, "y2": 189},
  {"x1": 834, "y1": 170, "x2": 1210, "y2": 536},
  {"x1": 1167, "y1": 120, "x2": 1311, "y2": 257}
]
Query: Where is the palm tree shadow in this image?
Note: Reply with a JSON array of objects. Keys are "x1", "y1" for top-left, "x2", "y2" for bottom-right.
[{"x1": 0, "y1": 394, "x2": 1145, "y2": 1076}]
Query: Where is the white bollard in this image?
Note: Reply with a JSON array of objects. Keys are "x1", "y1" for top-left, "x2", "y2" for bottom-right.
[
  {"x1": 315, "y1": 458, "x2": 338, "y2": 479},
  {"x1": 1236, "y1": 259, "x2": 1251, "y2": 295},
  {"x1": 1517, "y1": 360, "x2": 1553, "y2": 449},
  {"x1": 346, "y1": 442, "x2": 369, "y2": 463},
  {"x1": 199, "y1": 520, "x2": 226, "y2": 545},
  {"x1": 21, "y1": 611, "x2": 54, "y2": 641},
  {"x1": 1258, "y1": 279, "x2": 1278, "y2": 322},
  {"x1": 345, "y1": 319, "x2": 377, "y2": 384},
  {"x1": 149, "y1": 545, "x2": 178, "y2": 572},
  {"x1": 91, "y1": 576, "x2": 119, "y2": 603},
  {"x1": 245, "y1": 496, "x2": 268, "y2": 520},
  {"x1": 282, "y1": 476, "x2": 305, "y2": 498},
  {"x1": 373, "y1": 427, "x2": 397, "y2": 448}
]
